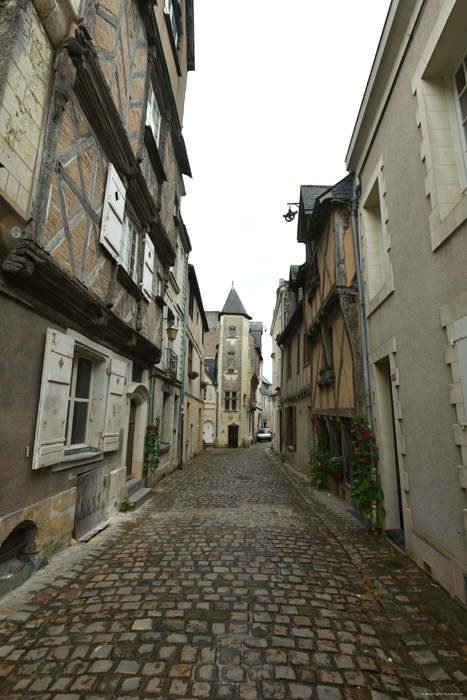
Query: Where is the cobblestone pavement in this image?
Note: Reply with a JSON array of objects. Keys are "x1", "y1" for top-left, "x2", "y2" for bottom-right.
[{"x1": 1, "y1": 445, "x2": 466, "y2": 700}]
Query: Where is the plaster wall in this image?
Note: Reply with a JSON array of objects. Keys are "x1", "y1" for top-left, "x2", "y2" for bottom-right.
[{"x1": 354, "y1": 0, "x2": 467, "y2": 602}]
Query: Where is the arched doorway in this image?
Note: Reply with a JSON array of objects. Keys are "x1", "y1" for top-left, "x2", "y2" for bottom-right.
[
  {"x1": 203, "y1": 420, "x2": 214, "y2": 445},
  {"x1": 125, "y1": 382, "x2": 150, "y2": 479}
]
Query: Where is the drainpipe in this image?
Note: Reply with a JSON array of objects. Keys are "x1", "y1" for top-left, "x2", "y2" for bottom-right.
[
  {"x1": 349, "y1": 178, "x2": 377, "y2": 523},
  {"x1": 176, "y1": 252, "x2": 190, "y2": 469},
  {"x1": 145, "y1": 363, "x2": 157, "y2": 487},
  {"x1": 349, "y1": 181, "x2": 372, "y2": 427}
]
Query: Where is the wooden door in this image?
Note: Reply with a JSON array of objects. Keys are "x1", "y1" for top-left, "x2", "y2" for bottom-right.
[{"x1": 228, "y1": 425, "x2": 238, "y2": 448}]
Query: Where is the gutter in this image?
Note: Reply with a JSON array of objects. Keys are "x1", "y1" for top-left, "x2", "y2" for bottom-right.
[
  {"x1": 349, "y1": 182, "x2": 372, "y2": 428},
  {"x1": 176, "y1": 251, "x2": 190, "y2": 469}
]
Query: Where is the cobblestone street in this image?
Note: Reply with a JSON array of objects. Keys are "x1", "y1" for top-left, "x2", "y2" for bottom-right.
[{"x1": 0, "y1": 445, "x2": 466, "y2": 700}]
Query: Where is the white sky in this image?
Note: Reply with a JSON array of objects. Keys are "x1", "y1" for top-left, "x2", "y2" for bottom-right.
[{"x1": 182, "y1": 0, "x2": 392, "y2": 380}]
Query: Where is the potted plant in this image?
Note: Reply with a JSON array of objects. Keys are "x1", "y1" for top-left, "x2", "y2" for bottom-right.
[{"x1": 188, "y1": 370, "x2": 199, "y2": 380}]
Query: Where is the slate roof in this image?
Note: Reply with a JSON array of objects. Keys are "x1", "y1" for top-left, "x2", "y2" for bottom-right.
[
  {"x1": 249, "y1": 321, "x2": 263, "y2": 350},
  {"x1": 298, "y1": 174, "x2": 355, "y2": 242},
  {"x1": 301, "y1": 185, "x2": 330, "y2": 215},
  {"x1": 205, "y1": 311, "x2": 220, "y2": 329},
  {"x1": 220, "y1": 286, "x2": 251, "y2": 319}
]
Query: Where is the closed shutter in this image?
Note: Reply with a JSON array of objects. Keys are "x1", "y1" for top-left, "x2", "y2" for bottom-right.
[
  {"x1": 33, "y1": 329, "x2": 75, "y2": 469},
  {"x1": 142, "y1": 233, "x2": 155, "y2": 300},
  {"x1": 101, "y1": 358, "x2": 127, "y2": 452},
  {"x1": 454, "y1": 315, "x2": 467, "y2": 411},
  {"x1": 100, "y1": 164, "x2": 126, "y2": 259}
]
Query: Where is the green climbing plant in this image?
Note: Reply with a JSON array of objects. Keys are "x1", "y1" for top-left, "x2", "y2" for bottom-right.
[
  {"x1": 144, "y1": 417, "x2": 161, "y2": 475},
  {"x1": 350, "y1": 415, "x2": 385, "y2": 531},
  {"x1": 308, "y1": 418, "x2": 343, "y2": 488}
]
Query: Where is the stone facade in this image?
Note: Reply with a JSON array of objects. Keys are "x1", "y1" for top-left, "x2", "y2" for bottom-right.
[{"x1": 205, "y1": 288, "x2": 262, "y2": 448}]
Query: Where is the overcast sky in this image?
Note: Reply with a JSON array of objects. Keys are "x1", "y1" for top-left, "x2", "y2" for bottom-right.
[{"x1": 182, "y1": 0, "x2": 392, "y2": 379}]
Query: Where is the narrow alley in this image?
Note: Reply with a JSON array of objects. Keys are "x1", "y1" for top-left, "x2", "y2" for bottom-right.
[{"x1": 1, "y1": 446, "x2": 466, "y2": 700}]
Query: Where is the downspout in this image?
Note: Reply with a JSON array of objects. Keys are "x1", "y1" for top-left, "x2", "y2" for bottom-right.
[
  {"x1": 349, "y1": 180, "x2": 372, "y2": 428},
  {"x1": 176, "y1": 252, "x2": 190, "y2": 469},
  {"x1": 349, "y1": 178, "x2": 378, "y2": 524},
  {"x1": 145, "y1": 363, "x2": 157, "y2": 487}
]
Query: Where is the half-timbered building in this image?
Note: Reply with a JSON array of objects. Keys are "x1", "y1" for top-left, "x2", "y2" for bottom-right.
[
  {"x1": 300, "y1": 175, "x2": 365, "y2": 501},
  {"x1": 0, "y1": 0, "x2": 194, "y2": 580}
]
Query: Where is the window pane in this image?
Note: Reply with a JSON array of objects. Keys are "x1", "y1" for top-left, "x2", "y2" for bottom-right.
[
  {"x1": 71, "y1": 401, "x2": 89, "y2": 444},
  {"x1": 455, "y1": 61, "x2": 467, "y2": 96},
  {"x1": 75, "y1": 357, "x2": 92, "y2": 398},
  {"x1": 459, "y1": 90, "x2": 467, "y2": 122}
]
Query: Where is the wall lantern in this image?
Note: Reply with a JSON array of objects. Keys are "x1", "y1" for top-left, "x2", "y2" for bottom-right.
[
  {"x1": 283, "y1": 203, "x2": 299, "y2": 222},
  {"x1": 164, "y1": 316, "x2": 178, "y2": 341},
  {"x1": 166, "y1": 323, "x2": 178, "y2": 341}
]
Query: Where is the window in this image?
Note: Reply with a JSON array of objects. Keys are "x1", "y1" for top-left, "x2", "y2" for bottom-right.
[
  {"x1": 360, "y1": 158, "x2": 393, "y2": 312},
  {"x1": 285, "y1": 406, "x2": 296, "y2": 447},
  {"x1": 362, "y1": 177, "x2": 386, "y2": 299},
  {"x1": 33, "y1": 329, "x2": 127, "y2": 469},
  {"x1": 228, "y1": 352, "x2": 235, "y2": 372},
  {"x1": 146, "y1": 85, "x2": 162, "y2": 146},
  {"x1": 296, "y1": 335, "x2": 300, "y2": 373},
  {"x1": 188, "y1": 341, "x2": 193, "y2": 373},
  {"x1": 189, "y1": 284, "x2": 195, "y2": 319},
  {"x1": 100, "y1": 164, "x2": 155, "y2": 297},
  {"x1": 121, "y1": 214, "x2": 138, "y2": 281},
  {"x1": 452, "y1": 50, "x2": 467, "y2": 180},
  {"x1": 229, "y1": 326, "x2": 236, "y2": 338},
  {"x1": 303, "y1": 333, "x2": 310, "y2": 365},
  {"x1": 224, "y1": 391, "x2": 237, "y2": 411},
  {"x1": 411, "y1": 3, "x2": 467, "y2": 249},
  {"x1": 66, "y1": 355, "x2": 93, "y2": 446},
  {"x1": 164, "y1": 0, "x2": 179, "y2": 48},
  {"x1": 286, "y1": 346, "x2": 292, "y2": 379}
]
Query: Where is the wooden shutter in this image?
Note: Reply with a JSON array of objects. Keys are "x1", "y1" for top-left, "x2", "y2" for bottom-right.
[
  {"x1": 101, "y1": 358, "x2": 127, "y2": 452},
  {"x1": 33, "y1": 329, "x2": 75, "y2": 469},
  {"x1": 454, "y1": 315, "x2": 467, "y2": 411},
  {"x1": 142, "y1": 233, "x2": 155, "y2": 300},
  {"x1": 100, "y1": 164, "x2": 126, "y2": 260}
]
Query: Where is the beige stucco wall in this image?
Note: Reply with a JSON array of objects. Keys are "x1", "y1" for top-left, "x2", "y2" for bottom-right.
[{"x1": 352, "y1": 0, "x2": 467, "y2": 603}]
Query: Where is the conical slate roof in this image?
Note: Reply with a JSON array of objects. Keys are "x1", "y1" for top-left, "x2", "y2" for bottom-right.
[{"x1": 220, "y1": 286, "x2": 251, "y2": 319}]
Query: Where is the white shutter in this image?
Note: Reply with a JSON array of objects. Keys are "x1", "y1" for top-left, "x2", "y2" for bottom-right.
[
  {"x1": 142, "y1": 233, "x2": 155, "y2": 300},
  {"x1": 454, "y1": 315, "x2": 467, "y2": 412},
  {"x1": 100, "y1": 164, "x2": 126, "y2": 260},
  {"x1": 101, "y1": 358, "x2": 127, "y2": 452},
  {"x1": 33, "y1": 329, "x2": 75, "y2": 469}
]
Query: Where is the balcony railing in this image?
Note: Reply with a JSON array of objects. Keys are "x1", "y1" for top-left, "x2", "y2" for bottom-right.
[{"x1": 167, "y1": 348, "x2": 178, "y2": 378}]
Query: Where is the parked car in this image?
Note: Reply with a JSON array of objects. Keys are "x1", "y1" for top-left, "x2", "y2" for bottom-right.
[{"x1": 257, "y1": 428, "x2": 272, "y2": 442}]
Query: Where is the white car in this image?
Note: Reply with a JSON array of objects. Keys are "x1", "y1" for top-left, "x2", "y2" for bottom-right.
[{"x1": 257, "y1": 428, "x2": 272, "y2": 442}]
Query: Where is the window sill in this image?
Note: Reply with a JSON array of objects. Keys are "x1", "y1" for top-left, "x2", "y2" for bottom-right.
[
  {"x1": 367, "y1": 275, "x2": 394, "y2": 317},
  {"x1": 52, "y1": 447, "x2": 103, "y2": 472},
  {"x1": 432, "y1": 193, "x2": 467, "y2": 251}
]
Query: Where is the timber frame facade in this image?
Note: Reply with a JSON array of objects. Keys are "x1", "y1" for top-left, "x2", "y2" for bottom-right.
[
  {"x1": 301, "y1": 175, "x2": 364, "y2": 500},
  {"x1": 0, "y1": 0, "x2": 194, "y2": 582}
]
